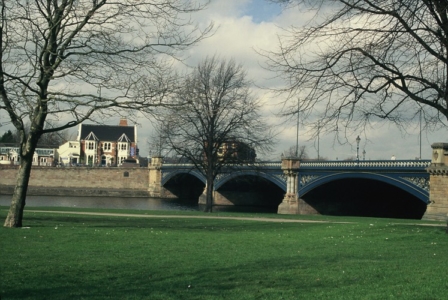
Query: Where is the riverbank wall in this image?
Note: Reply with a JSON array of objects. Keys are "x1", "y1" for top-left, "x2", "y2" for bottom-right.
[{"x1": 0, "y1": 166, "x2": 149, "y2": 197}]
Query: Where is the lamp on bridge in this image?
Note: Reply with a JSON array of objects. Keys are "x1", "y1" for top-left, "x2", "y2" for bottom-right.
[
  {"x1": 363, "y1": 149, "x2": 366, "y2": 161},
  {"x1": 356, "y1": 135, "x2": 361, "y2": 162}
]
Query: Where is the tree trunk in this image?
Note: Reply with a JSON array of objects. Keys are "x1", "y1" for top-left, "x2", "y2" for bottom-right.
[
  {"x1": 3, "y1": 155, "x2": 33, "y2": 228},
  {"x1": 205, "y1": 174, "x2": 214, "y2": 213}
]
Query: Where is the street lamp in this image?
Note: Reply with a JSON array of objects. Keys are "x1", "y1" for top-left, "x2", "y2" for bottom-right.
[
  {"x1": 419, "y1": 108, "x2": 422, "y2": 159},
  {"x1": 296, "y1": 98, "x2": 300, "y2": 157},
  {"x1": 356, "y1": 135, "x2": 361, "y2": 162},
  {"x1": 362, "y1": 149, "x2": 366, "y2": 161},
  {"x1": 317, "y1": 121, "x2": 320, "y2": 160}
]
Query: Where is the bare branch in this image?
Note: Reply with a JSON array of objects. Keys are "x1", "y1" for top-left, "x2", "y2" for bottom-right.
[{"x1": 262, "y1": 0, "x2": 448, "y2": 141}]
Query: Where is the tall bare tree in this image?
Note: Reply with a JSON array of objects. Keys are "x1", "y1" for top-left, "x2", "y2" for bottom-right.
[
  {"x1": 160, "y1": 57, "x2": 273, "y2": 212},
  {"x1": 0, "y1": 0, "x2": 212, "y2": 227},
  {"x1": 147, "y1": 122, "x2": 171, "y2": 158},
  {"x1": 282, "y1": 145, "x2": 308, "y2": 159},
  {"x1": 264, "y1": 0, "x2": 448, "y2": 141}
]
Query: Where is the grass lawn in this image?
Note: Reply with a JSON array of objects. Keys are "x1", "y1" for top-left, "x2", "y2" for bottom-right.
[{"x1": 1, "y1": 207, "x2": 447, "y2": 299}]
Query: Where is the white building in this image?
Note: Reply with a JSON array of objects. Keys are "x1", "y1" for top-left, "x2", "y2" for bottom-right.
[
  {"x1": 57, "y1": 141, "x2": 81, "y2": 166},
  {"x1": 0, "y1": 144, "x2": 57, "y2": 166}
]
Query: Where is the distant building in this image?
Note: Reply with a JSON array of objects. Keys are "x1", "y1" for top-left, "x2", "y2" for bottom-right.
[
  {"x1": 217, "y1": 141, "x2": 256, "y2": 163},
  {"x1": 1, "y1": 118, "x2": 139, "y2": 167},
  {"x1": 57, "y1": 141, "x2": 81, "y2": 166},
  {"x1": 77, "y1": 118, "x2": 139, "y2": 166},
  {"x1": 0, "y1": 143, "x2": 58, "y2": 166}
]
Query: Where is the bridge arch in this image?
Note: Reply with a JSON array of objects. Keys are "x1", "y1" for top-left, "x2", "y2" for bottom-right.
[
  {"x1": 161, "y1": 169, "x2": 206, "y2": 186},
  {"x1": 299, "y1": 172, "x2": 429, "y2": 204},
  {"x1": 215, "y1": 170, "x2": 286, "y2": 191}
]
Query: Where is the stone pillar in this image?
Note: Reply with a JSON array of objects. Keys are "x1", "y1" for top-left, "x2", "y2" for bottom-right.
[
  {"x1": 148, "y1": 156, "x2": 163, "y2": 197},
  {"x1": 198, "y1": 185, "x2": 208, "y2": 205},
  {"x1": 423, "y1": 143, "x2": 448, "y2": 221},
  {"x1": 278, "y1": 157, "x2": 300, "y2": 214}
]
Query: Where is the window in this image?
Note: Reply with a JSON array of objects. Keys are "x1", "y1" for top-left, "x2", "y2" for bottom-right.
[
  {"x1": 87, "y1": 142, "x2": 95, "y2": 150},
  {"x1": 120, "y1": 143, "x2": 127, "y2": 150},
  {"x1": 102, "y1": 142, "x2": 111, "y2": 151},
  {"x1": 123, "y1": 171, "x2": 129, "y2": 178}
]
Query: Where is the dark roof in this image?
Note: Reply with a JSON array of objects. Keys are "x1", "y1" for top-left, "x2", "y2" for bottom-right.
[{"x1": 80, "y1": 124, "x2": 135, "y2": 142}]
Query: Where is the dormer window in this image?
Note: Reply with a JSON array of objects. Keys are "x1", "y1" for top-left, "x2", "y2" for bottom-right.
[{"x1": 84, "y1": 132, "x2": 99, "y2": 151}]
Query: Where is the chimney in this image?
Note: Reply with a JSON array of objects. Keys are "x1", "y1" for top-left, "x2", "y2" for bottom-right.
[{"x1": 119, "y1": 118, "x2": 128, "y2": 126}]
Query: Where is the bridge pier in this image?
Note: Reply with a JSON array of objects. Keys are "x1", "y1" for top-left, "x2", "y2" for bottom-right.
[
  {"x1": 148, "y1": 156, "x2": 163, "y2": 197},
  {"x1": 278, "y1": 158, "x2": 300, "y2": 214},
  {"x1": 423, "y1": 143, "x2": 448, "y2": 221}
]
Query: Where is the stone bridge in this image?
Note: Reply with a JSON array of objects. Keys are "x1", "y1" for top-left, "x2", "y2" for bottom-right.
[
  {"x1": 159, "y1": 160, "x2": 430, "y2": 202},
  {"x1": 148, "y1": 143, "x2": 448, "y2": 220}
]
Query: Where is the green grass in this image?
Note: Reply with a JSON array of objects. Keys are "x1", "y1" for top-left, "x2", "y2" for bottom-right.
[{"x1": 1, "y1": 207, "x2": 447, "y2": 299}]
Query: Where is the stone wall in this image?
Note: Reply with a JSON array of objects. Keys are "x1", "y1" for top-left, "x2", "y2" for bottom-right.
[{"x1": 0, "y1": 166, "x2": 149, "y2": 196}]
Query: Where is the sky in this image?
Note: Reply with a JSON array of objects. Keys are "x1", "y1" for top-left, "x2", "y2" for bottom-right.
[
  {"x1": 172, "y1": 0, "x2": 447, "y2": 160},
  {"x1": 166, "y1": 0, "x2": 447, "y2": 161},
  {"x1": 1, "y1": 0, "x2": 446, "y2": 161}
]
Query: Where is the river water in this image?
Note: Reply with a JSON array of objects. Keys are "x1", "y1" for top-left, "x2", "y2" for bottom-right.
[
  {"x1": 0, "y1": 195, "x2": 277, "y2": 213},
  {"x1": 0, "y1": 195, "x2": 199, "y2": 211}
]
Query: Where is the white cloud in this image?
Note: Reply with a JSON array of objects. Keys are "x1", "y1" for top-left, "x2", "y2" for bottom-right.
[{"x1": 1, "y1": 0, "x2": 446, "y2": 160}]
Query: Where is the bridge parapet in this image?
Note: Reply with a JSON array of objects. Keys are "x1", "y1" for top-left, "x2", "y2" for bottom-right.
[
  {"x1": 300, "y1": 160, "x2": 431, "y2": 170},
  {"x1": 163, "y1": 162, "x2": 282, "y2": 169}
]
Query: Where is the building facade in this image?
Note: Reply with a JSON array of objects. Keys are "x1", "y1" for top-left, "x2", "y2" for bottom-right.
[
  {"x1": 217, "y1": 141, "x2": 256, "y2": 163},
  {"x1": 57, "y1": 141, "x2": 81, "y2": 166},
  {"x1": 0, "y1": 143, "x2": 57, "y2": 166},
  {"x1": 77, "y1": 119, "x2": 138, "y2": 166}
]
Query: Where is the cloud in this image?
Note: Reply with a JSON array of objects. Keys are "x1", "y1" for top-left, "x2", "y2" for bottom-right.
[{"x1": 1, "y1": 0, "x2": 446, "y2": 160}]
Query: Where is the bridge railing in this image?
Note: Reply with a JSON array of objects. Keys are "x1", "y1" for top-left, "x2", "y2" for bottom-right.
[
  {"x1": 162, "y1": 162, "x2": 282, "y2": 169},
  {"x1": 300, "y1": 160, "x2": 431, "y2": 170},
  {"x1": 162, "y1": 160, "x2": 431, "y2": 170}
]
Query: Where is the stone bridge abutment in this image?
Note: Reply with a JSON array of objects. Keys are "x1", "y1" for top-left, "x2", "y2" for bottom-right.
[{"x1": 423, "y1": 143, "x2": 448, "y2": 220}]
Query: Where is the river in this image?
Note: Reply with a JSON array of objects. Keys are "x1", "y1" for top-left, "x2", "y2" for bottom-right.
[{"x1": 0, "y1": 195, "x2": 277, "y2": 213}]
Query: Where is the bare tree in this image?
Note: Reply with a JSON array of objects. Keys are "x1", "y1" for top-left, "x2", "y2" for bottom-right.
[
  {"x1": 264, "y1": 0, "x2": 448, "y2": 141},
  {"x1": 35, "y1": 121, "x2": 73, "y2": 146},
  {"x1": 1, "y1": 0, "x2": 212, "y2": 227},
  {"x1": 281, "y1": 145, "x2": 308, "y2": 159},
  {"x1": 147, "y1": 122, "x2": 171, "y2": 158},
  {"x1": 160, "y1": 56, "x2": 273, "y2": 212}
]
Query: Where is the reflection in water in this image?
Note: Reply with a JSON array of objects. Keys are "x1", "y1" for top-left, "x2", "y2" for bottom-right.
[
  {"x1": 0, "y1": 195, "x2": 199, "y2": 211},
  {"x1": 0, "y1": 195, "x2": 278, "y2": 213}
]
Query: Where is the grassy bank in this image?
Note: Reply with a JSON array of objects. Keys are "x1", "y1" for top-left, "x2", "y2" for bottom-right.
[{"x1": 1, "y1": 207, "x2": 447, "y2": 299}]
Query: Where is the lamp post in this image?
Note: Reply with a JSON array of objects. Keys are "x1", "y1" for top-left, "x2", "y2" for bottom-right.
[
  {"x1": 362, "y1": 149, "x2": 366, "y2": 161},
  {"x1": 296, "y1": 98, "x2": 300, "y2": 157},
  {"x1": 317, "y1": 121, "x2": 320, "y2": 160},
  {"x1": 419, "y1": 108, "x2": 422, "y2": 159},
  {"x1": 356, "y1": 135, "x2": 361, "y2": 162}
]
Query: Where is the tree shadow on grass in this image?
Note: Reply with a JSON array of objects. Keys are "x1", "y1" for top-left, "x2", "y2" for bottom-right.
[
  {"x1": 0, "y1": 254, "x2": 369, "y2": 299},
  {"x1": 4, "y1": 248, "x2": 442, "y2": 300}
]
